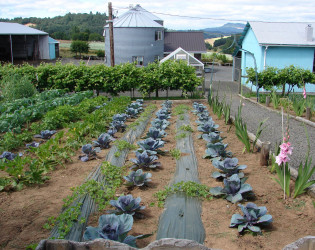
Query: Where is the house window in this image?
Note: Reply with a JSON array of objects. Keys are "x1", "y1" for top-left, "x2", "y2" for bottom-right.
[
  {"x1": 155, "y1": 30, "x2": 162, "y2": 41},
  {"x1": 176, "y1": 54, "x2": 187, "y2": 60},
  {"x1": 132, "y1": 56, "x2": 144, "y2": 66}
]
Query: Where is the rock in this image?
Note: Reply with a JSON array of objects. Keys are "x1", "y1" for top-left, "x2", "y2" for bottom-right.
[
  {"x1": 282, "y1": 236, "x2": 315, "y2": 250},
  {"x1": 36, "y1": 238, "x2": 219, "y2": 250}
]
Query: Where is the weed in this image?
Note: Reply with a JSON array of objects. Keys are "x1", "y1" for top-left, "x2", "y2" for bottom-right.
[
  {"x1": 114, "y1": 140, "x2": 137, "y2": 151},
  {"x1": 170, "y1": 148, "x2": 181, "y2": 160},
  {"x1": 179, "y1": 125, "x2": 193, "y2": 132},
  {"x1": 175, "y1": 133, "x2": 187, "y2": 140},
  {"x1": 174, "y1": 105, "x2": 190, "y2": 115}
]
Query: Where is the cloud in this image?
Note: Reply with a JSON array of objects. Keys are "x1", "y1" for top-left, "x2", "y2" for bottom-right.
[{"x1": 1, "y1": 0, "x2": 315, "y2": 29}]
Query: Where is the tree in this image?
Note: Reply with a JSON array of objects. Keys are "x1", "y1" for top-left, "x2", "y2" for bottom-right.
[
  {"x1": 205, "y1": 42, "x2": 212, "y2": 50},
  {"x1": 70, "y1": 40, "x2": 89, "y2": 57}
]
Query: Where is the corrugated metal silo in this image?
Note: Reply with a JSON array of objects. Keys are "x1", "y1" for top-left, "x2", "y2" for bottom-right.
[{"x1": 104, "y1": 5, "x2": 164, "y2": 66}]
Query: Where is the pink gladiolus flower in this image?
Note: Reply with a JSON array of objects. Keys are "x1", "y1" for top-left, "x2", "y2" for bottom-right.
[
  {"x1": 303, "y1": 86, "x2": 306, "y2": 99},
  {"x1": 276, "y1": 142, "x2": 293, "y2": 166}
]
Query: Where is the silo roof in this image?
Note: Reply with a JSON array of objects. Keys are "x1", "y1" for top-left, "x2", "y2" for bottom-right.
[
  {"x1": 0, "y1": 22, "x2": 47, "y2": 35},
  {"x1": 105, "y1": 4, "x2": 163, "y2": 28}
]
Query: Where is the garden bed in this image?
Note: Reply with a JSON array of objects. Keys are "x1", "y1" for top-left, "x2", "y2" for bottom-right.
[{"x1": 0, "y1": 100, "x2": 314, "y2": 250}]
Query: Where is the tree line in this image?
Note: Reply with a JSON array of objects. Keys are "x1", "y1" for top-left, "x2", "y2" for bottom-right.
[{"x1": 0, "y1": 12, "x2": 108, "y2": 41}]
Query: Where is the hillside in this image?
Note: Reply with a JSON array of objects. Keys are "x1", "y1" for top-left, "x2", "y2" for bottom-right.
[
  {"x1": 0, "y1": 12, "x2": 108, "y2": 40},
  {"x1": 202, "y1": 22, "x2": 245, "y2": 39}
]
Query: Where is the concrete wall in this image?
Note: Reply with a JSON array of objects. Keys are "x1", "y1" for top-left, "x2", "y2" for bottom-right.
[{"x1": 104, "y1": 27, "x2": 164, "y2": 66}]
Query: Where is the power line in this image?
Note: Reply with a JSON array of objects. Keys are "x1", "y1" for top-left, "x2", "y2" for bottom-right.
[{"x1": 113, "y1": 6, "x2": 249, "y2": 23}]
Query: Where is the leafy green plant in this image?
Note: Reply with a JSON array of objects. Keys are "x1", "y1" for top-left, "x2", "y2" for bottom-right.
[
  {"x1": 175, "y1": 133, "x2": 187, "y2": 140},
  {"x1": 203, "y1": 142, "x2": 232, "y2": 160},
  {"x1": 210, "y1": 174, "x2": 253, "y2": 203},
  {"x1": 293, "y1": 126, "x2": 315, "y2": 198},
  {"x1": 83, "y1": 214, "x2": 151, "y2": 247},
  {"x1": 271, "y1": 90, "x2": 280, "y2": 109},
  {"x1": 223, "y1": 102, "x2": 231, "y2": 125},
  {"x1": 173, "y1": 104, "x2": 190, "y2": 115},
  {"x1": 154, "y1": 181, "x2": 212, "y2": 207},
  {"x1": 234, "y1": 105, "x2": 251, "y2": 153},
  {"x1": 130, "y1": 151, "x2": 161, "y2": 169},
  {"x1": 212, "y1": 158, "x2": 247, "y2": 180},
  {"x1": 252, "y1": 118, "x2": 268, "y2": 152},
  {"x1": 115, "y1": 140, "x2": 137, "y2": 152},
  {"x1": 137, "y1": 138, "x2": 164, "y2": 155},
  {"x1": 78, "y1": 144, "x2": 101, "y2": 162},
  {"x1": 170, "y1": 148, "x2": 181, "y2": 160},
  {"x1": 273, "y1": 162, "x2": 291, "y2": 197},
  {"x1": 124, "y1": 169, "x2": 152, "y2": 187},
  {"x1": 179, "y1": 125, "x2": 194, "y2": 132},
  {"x1": 108, "y1": 194, "x2": 145, "y2": 215},
  {"x1": 230, "y1": 203, "x2": 273, "y2": 234},
  {"x1": 291, "y1": 95, "x2": 305, "y2": 116}
]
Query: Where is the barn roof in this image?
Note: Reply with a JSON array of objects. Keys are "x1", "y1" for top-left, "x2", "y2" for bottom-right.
[
  {"x1": 105, "y1": 4, "x2": 163, "y2": 28},
  {"x1": 0, "y1": 22, "x2": 47, "y2": 35},
  {"x1": 241, "y1": 21, "x2": 315, "y2": 47},
  {"x1": 164, "y1": 32, "x2": 206, "y2": 53}
]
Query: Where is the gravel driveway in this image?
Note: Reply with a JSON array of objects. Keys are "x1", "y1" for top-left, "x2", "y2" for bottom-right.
[{"x1": 205, "y1": 66, "x2": 315, "y2": 179}]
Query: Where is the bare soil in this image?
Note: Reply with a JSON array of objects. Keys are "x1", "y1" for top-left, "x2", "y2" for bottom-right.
[{"x1": 0, "y1": 100, "x2": 314, "y2": 250}]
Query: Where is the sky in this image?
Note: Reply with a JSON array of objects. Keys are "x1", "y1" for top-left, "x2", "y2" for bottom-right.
[{"x1": 1, "y1": 0, "x2": 315, "y2": 30}]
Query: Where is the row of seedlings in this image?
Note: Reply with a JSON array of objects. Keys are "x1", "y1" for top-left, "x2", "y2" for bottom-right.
[
  {"x1": 48, "y1": 99, "x2": 146, "y2": 240},
  {"x1": 193, "y1": 102, "x2": 273, "y2": 235},
  {"x1": 0, "y1": 96, "x2": 130, "y2": 191},
  {"x1": 79, "y1": 99, "x2": 144, "y2": 162},
  {"x1": 82, "y1": 100, "x2": 172, "y2": 247}
]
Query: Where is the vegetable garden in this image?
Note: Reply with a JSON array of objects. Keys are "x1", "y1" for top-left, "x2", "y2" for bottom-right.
[{"x1": 0, "y1": 63, "x2": 314, "y2": 249}]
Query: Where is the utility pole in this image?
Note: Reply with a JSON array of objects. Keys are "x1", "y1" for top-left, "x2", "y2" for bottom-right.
[{"x1": 108, "y1": 2, "x2": 115, "y2": 66}]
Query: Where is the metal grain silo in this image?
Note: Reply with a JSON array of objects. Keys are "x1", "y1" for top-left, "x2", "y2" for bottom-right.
[{"x1": 104, "y1": 5, "x2": 164, "y2": 66}]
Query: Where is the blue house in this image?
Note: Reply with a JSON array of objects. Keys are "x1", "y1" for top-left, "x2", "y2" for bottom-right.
[
  {"x1": 239, "y1": 21, "x2": 315, "y2": 92},
  {"x1": 48, "y1": 37, "x2": 59, "y2": 60}
]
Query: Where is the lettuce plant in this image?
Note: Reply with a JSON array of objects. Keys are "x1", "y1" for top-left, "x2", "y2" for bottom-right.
[
  {"x1": 79, "y1": 144, "x2": 101, "y2": 162},
  {"x1": 202, "y1": 132, "x2": 223, "y2": 144},
  {"x1": 137, "y1": 138, "x2": 164, "y2": 155},
  {"x1": 212, "y1": 158, "x2": 247, "y2": 179},
  {"x1": 130, "y1": 151, "x2": 161, "y2": 169},
  {"x1": 124, "y1": 169, "x2": 152, "y2": 187},
  {"x1": 151, "y1": 119, "x2": 170, "y2": 130},
  {"x1": 230, "y1": 203, "x2": 273, "y2": 234},
  {"x1": 198, "y1": 121, "x2": 219, "y2": 134},
  {"x1": 203, "y1": 142, "x2": 232, "y2": 160},
  {"x1": 34, "y1": 130, "x2": 56, "y2": 139},
  {"x1": 83, "y1": 213, "x2": 149, "y2": 247},
  {"x1": 108, "y1": 194, "x2": 145, "y2": 215},
  {"x1": 210, "y1": 174, "x2": 253, "y2": 203},
  {"x1": 93, "y1": 133, "x2": 115, "y2": 149},
  {"x1": 146, "y1": 127, "x2": 166, "y2": 140}
]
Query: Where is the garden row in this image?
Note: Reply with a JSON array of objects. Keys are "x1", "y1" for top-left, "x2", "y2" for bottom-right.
[
  {"x1": 0, "y1": 94, "x2": 132, "y2": 191},
  {"x1": 0, "y1": 60, "x2": 201, "y2": 97}
]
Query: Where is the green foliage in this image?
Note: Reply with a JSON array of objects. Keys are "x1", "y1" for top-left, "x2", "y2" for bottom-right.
[
  {"x1": 179, "y1": 125, "x2": 193, "y2": 132},
  {"x1": 1, "y1": 73, "x2": 37, "y2": 101},
  {"x1": 175, "y1": 133, "x2": 187, "y2": 140},
  {"x1": 273, "y1": 162, "x2": 291, "y2": 197},
  {"x1": 154, "y1": 181, "x2": 212, "y2": 207},
  {"x1": 70, "y1": 40, "x2": 89, "y2": 56},
  {"x1": 246, "y1": 65, "x2": 315, "y2": 95},
  {"x1": 114, "y1": 140, "x2": 137, "y2": 151},
  {"x1": 95, "y1": 50, "x2": 105, "y2": 57},
  {"x1": 173, "y1": 104, "x2": 190, "y2": 115},
  {"x1": 44, "y1": 161, "x2": 125, "y2": 239},
  {"x1": 0, "y1": 12, "x2": 108, "y2": 40},
  {"x1": 170, "y1": 149, "x2": 181, "y2": 160},
  {"x1": 271, "y1": 90, "x2": 280, "y2": 109},
  {"x1": 291, "y1": 95, "x2": 305, "y2": 116},
  {"x1": 234, "y1": 105, "x2": 251, "y2": 153},
  {"x1": 253, "y1": 118, "x2": 268, "y2": 152}
]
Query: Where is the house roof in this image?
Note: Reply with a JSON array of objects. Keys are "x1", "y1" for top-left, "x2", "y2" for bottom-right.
[
  {"x1": 160, "y1": 47, "x2": 204, "y2": 68},
  {"x1": 105, "y1": 4, "x2": 163, "y2": 28},
  {"x1": 164, "y1": 32, "x2": 206, "y2": 53},
  {"x1": 243, "y1": 21, "x2": 315, "y2": 47},
  {"x1": 0, "y1": 22, "x2": 47, "y2": 35},
  {"x1": 48, "y1": 37, "x2": 59, "y2": 44}
]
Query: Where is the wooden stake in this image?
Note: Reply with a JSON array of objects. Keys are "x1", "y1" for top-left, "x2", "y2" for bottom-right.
[
  {"x1": 260, "y1": 141, "x2": 271, "y2": 166},
  {"x1": 306, "y1": 107, "x2": 311, "y2": 120},
  {"x1": 266, "y1": 96, "x2": 270, "y2": 107}
]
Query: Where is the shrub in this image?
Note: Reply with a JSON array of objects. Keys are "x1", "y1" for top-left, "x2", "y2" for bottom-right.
[
  {"x1": 96, "y1": 50, "x2": 105, "y2": 57},
  {"x1": 0, "y1": 73, "x2": 37, "y2": 101},
  {"x1": 70, "y1": 40, "x2": 89, "y2": 57}
]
